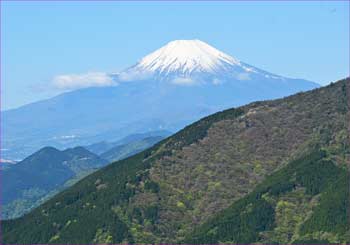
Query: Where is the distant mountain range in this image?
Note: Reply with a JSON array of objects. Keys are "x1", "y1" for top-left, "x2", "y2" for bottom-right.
[
  {"x1": 3, "y1": 78, "x2": 348, "y2": 244},
  {"x1": 85, "y1": 130, "x2": 170, "y2": 155},
  {"x1": 100, "y1": 136, "x2": 164, "y2": 162},
  {"x1": 2, "y1": 40, "x2": 319, "y2": 161},
  {"x1": 1, "y1": 146, "x2": 107, "y2": 219},
  {"x1": 1, "y1": 133, "x2": 166, "y2": 219}
]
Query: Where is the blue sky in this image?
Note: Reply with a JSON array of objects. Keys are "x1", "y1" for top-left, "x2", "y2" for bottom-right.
[{"x1": 1, "y1": 1, "x2": 349, "y2": 110}]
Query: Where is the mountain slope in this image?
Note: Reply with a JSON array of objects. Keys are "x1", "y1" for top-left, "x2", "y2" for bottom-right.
[
  {"x1": 186, "y1": 149, "x2": 349, "y2": 244},
  {"x1": 100, "y1": 136, "x2": 165, "y2": 162},
  {"x1": 2, "y1": 40, "x2": 318, "y2": 160},
  {"x1": 120, "y1": 39, "x2": 274, "y2": 81},
  {"x1": 1, "y1": 146, "x2": 107, "y2": 219},
  {"x1": 85, "y1": 130, "x2": 170, "y2": 155},
  {"x1": 3, "y1": 78, "x2": 346, "y2": 244}
]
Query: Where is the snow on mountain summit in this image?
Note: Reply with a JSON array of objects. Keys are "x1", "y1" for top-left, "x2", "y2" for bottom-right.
[
  {"x1": 117, "y1": 39, "x2": 314, "y2": 85},
  {"x1": 120, "y1": 39, "x2": 265, "y2": 81},
  {"x1": 136, "y1": 39, "x2": 241, "y2": 75}
]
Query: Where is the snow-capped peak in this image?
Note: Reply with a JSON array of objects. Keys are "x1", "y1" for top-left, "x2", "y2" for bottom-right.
[
  {"x1": 117, "y1": 39, "x2": 284, "y2": 83},
  {"x1": 131, "y1": 39, "x2": 242, "y2": 76}
]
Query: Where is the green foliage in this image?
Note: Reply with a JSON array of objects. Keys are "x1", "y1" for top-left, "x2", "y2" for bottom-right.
[
  {"x1": 131, "y1": 207, "x2": 143, "y2": 223},
  {"x1": 144, "y1": 180, "x2": 160, "y2": 193},
  {"x1": 299, "y1": 171, "x2": 349, "y2": 236},
  {"x1": 187, "y1": 197, "x2": 275, "y2": 244},
  {"x1": 176, "y1": 201, "x2": 186, "y2": 209},
  {"x1": 93, "y1": 228, "x2": 113, "y2": 244},
  {"x1": 292, "y1": 238, "x2": 330, "y2": 244},
  {"x1": 295, "y1": 159, "x2": 342, "y2": 195},
  {"x1": 186, "y1": 149, "x2": 349, "y2": 244},
  {"x1": 144, "y1": 205, "x2": 159, "y2": 224},
  {"x1": 337, "y1": 83, "x2": 348, "y2": 113},
  {"x1": 162, "y1": 107, "x2": 244, "y2": 154}
]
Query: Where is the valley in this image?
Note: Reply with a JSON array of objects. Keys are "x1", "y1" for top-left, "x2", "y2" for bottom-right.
[{"x1": 1, "y1": 133, "x2": 166, "y2": 220}]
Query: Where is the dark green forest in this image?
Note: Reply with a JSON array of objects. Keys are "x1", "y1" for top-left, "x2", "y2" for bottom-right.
[{"x1": 186, "y1": 149, "x2": 349, "y2": 244}]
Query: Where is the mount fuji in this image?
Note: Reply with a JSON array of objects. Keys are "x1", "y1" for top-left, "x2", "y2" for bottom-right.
[
  {"x1": 2, "y1": 40, "x2": 319, "y2": 160},
  {"x1": 119, "y1": 39, "x2": 283, "y2": 83}
]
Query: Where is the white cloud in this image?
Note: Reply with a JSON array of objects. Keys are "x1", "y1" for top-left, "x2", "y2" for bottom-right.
[
  {"x1": 52, "y1": 72, "x2": 116, "y2": 90},
  {"x1": 171, "y1": 77, "x2": 197, "y2": 86},
  {"x1": 237, "y1": 73, "x2": 251, "y2": 81},
  {"x1": 0, "y1": 158, "x2": 17, "y2": 164},
  {"x1": 118, "y1": 70, "x2": 152, "y2": 82}
]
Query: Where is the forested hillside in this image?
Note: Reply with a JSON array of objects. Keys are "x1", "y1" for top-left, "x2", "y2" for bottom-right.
[
  {"x1": 1, "y1": 146, "x2": 107, "y2": 220},
  {"x1": 186, "y1": 149, "x2": 349, "y2": 244},
  {"x1": 2, "y1": 78, "x2": 349, "y2": 244}
]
